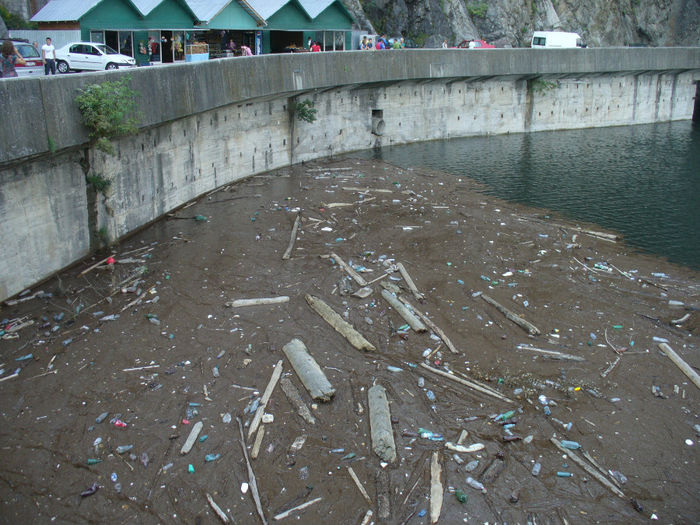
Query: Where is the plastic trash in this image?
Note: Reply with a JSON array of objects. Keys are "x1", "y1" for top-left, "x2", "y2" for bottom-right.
[
  {"x1": 212, "y1": 366, "x2": 220, "y2": 378},
  {"x1": 222, "y1": 413, "x2": 232, "y2": 424},
  {"x1": 531, "y1": 462, "x2": 541, "y2": 476},
  {"x1": 652, "y1": 336, "x2": 668, "y2": 343},
  {"x1": 110, "y1": 472, "x2": 118, "y2": 483},
  {"x1": 80, "y1": 482, "x2": 100, "y2": 497},
  {"x1": 116, "y1": 445, "x2": 133, "y2": 454},
  {"x1": 205, "y1": 454, "x2": 221, "y2": 462},
  {"x1": 426, "y1": 390, "x2": 436, "y2": 402},
  {"x1": 140, "y1": 452, "x2": 149, "y2": 468},
  {"x1": 188, "y1": 464, "x2": 195, "y2": 473},
  {"x1": 609, "y1": 470, "x2": 627, "y2": 484},
  {"x1": 387, "y1": 365, "x2": 403, "y2": 372},
  {"x1": 455, "y1": 490, "x2": 467, "y2": 503},
  {"x1": 417, "y1": 377, "x2": 425, "y2": 388},
  {"x1": 466, "y1": 476, "x2": 486, "y2": 493},
  {"x1": 418, "y1": 428, "x2": 444, "y2": 441},
  {"x1": 465, "y1": 460, "x2": 479, "y2": 472},
  {"x1": 96, "y1": 412, "x2": 109, "y2": 424},
  {"x1": 560, "y1": 440, "x2": 580, "y2": 450},
  {"x1": 556, "y1": 471, "x2": 573, "y2": 477},
  {"x1": 87, "y1": 458, "x2": 102, "y2": 465},
  {"x1": 199, "y1": 435, "x2": 209, "y2": 442}
]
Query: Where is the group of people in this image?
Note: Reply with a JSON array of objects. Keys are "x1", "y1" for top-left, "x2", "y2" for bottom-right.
[
  {"x1": 360, "y1": 35, "x2": 405, "y2": 50},
  {"x1": 1, "y1": 36, "x2": 56, "y2": 78}
]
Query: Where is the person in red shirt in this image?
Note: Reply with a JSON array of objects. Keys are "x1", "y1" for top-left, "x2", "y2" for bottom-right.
[{"x1": 311, "y1": 41, "x2": 321, "y2": 52}]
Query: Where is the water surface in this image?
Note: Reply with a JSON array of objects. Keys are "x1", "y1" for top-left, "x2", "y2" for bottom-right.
[{"x1": 355, "y1": 122, "x2": 700, "y2": 270}]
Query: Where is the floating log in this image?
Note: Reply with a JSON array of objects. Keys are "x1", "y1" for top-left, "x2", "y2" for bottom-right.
[
  {"x1": 330, "y1": 252, "x2": 367, "y2": 286},
  {"x1": 376, "y1": 468, "x2": 391, "y2": 520},
  {"x1": 348, "y1": 466, "x2": 372, "y2": 505},
  {"x1": 658, "y1": 343, "x2": 700, "y2": 389},
  {"x1": 227, "y1": 297, "x2": 290, "y2": 308},
  {"x1": 280, "y1": 377, "x2": 316, "y2": 424},
  {"x1": 399, "y1": 296, "x2": 460, "y2": 354},
  {"x1": 359, "y1": 510, "x2": 374, "y2": 525},
  {"x1": 248, "y1": 360, "x2": 283, "y2": 439},
  {"x1": 206, "y1": 493, "x2": 230, "y2": 524},
  {"x1": 516, "y1": 344, "x2": 585, "y2": 361},
  {"x1": 420, "y1": 363, "x2": 514, "y2": 404},
  {"x1": 251, "y1": 426, "x2": 265, "y2": 460},
  {"x1": 282, "y1": 213, "x2": 302, "y2": 260},
  {"x1": 430, "y1": 451, "x2": 443, "y2": 524},
  {"x1": 305, "y1": 295, "x2": 376, "y2": 351},
  {"x1": 180, "y1": 421, "x2": 203, "y2": 455},
  {"x1": 481, "y1": 294, "x2": 541, "y2": 335},
  {"x1": 282, "y1": 339, "x2": 336, "y2": 401},
  {"x1": 237, "y1": 418, "x2": 267, "y2": 525},
  {"x1": 550, "y1": 437, "x2": 625, "y2": 498},
  {"x1": 396, "y1": 262, "x2": 424, "y2": 301},
  {"x1": 381, "y1": 289, "x2": 427, "y2": 332},
  {"x1": 368, "y1": 384, "x2": 397, "y2": 463},
  {"x1": 273, "y1": 497, "x2": 322, "y2": 521}
]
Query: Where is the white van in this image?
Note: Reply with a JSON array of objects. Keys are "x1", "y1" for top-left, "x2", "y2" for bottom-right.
[{"x1": 531, "y1": 31, "x2": 585, "y2": 48}]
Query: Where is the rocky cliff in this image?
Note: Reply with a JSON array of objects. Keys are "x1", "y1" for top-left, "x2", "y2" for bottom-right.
[{"x1": 343, "y1": 0, "x2": 700, "y2": 48}]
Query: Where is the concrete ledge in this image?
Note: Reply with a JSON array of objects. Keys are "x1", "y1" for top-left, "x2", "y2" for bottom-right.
[{"x1": 1, "y1": 48, "x2": 699, "y2": 165}]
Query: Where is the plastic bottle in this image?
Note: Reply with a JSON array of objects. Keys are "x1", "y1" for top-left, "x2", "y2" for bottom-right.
[
  {"x1": 116, "y1": 445, "x2": 133, "y2": 454},
  {"x1": 465, "y1": 460, "x2": 479, "y2": 472},
  {"x1": 466, "y1": 476, "x2": 487, "y2": 493},
  {"x1": 205, "y1": 454, "x2": 221, "y2": 462},
  {"x1": 455, "y1": 490, "x2": 467, "y2": 503},
  {"x1": 557, "y1": 471, "x2": 573, "y2": 477},
  {"x1": 425, "y1": 390, "x2": 436, "y2": 402},
  {"x1": 560, "y1": 440, "x2": 581, "y2": 450},
  {"x1": 417, "y1": 377, "x2": 425, "y2": 388},
  {"x1": 96, "y1": 412, "x2": 109, "y2": 424},
  {"x1": 531, "y1": 462, "x2": 541, "y2": 476}
]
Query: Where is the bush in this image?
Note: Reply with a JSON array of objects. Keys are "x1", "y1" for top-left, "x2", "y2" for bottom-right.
[
  {"x1": 467, "y1": 2, "x2": 489, "y2": 18},
  {"x1": 75, "y1": 77, "x2": 140, "y2": 154},
  {"x1": 293, "y1": 99, "x2": 317, "y2": 123}
]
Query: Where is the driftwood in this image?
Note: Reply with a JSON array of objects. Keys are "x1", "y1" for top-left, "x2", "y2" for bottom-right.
[
  {"x1": 248, "y1": 360, "x2": 283, "y2": 439},
  {"x1": 516, "y1": 344, "x2": 585, "y2": 361},
  {"x1": 658, "y1": 343, "x2": 700, "y2": 389},
  {"x1": 342, "y1": 186, "x2": 393, "y2": 193},
  {"x1": 282, "y1": 213, "x2": 302, "y2": 260},
  {"x1": 227, "y1": 297, "x2": 289, "y2": 308},
  {"x1": 180, "y1": 421, "x2": 203, "y2": 455},
  {"x1": 381, "y1": 289, "x2": 427, "y2": 332},
  {"x1": 550, "y1": 437, "x2": 625, "y2": 498},
  {"x1": 237, "y1": 418, "x2": 267, "y2": 525},
  {"x1": 251, "y1": 426, "x2": 265, "y2": 460},
  {"x1": 305, "y1": 295, "x2": 376, "y2": 351},
  {"x1": 399, "y1": 296, "x2": 460, "y2": 354},
  {"x1": 348, "y1": 466, "x2": 372, "y2": 505},
  {"x1": 78, "y1": 255, "x2": 115, "y2": 277},
  {"x1": 283, "y1": 339, "x2": 336, "y2": 401},
  {"x1": 280, "y1": 377, "x2": 316, "y2": 424},
  {"x1": 420, "y1": 363, "x2": 514, "y2": 404},
  {"x1": 396, "y1": 262, "x2": 424, "y2": 301},
  {"x1": 360, "y1": 510, "x2": 374, "y2": 525},
  {"x1": 273, "y1": 497, "x2": 322, "y2": 521},
  {"x1": 481, "y1": 294, "x2": 541, "y2": 335},
  {"x1": 330, "y1": 252, "x2": 368, "y2": 286},
  {"x1": 600, "y1": 356, "x2": 621, "y2": 378},
  {"x1": 430, "y1": 451, "x2": 443, "y2": 524},
  {"x1": 206, "y1": 493, "x2": 230, "y2": 523},
  {"x1": 368, "y1": 384, "x2": 397, "y2": 462}
]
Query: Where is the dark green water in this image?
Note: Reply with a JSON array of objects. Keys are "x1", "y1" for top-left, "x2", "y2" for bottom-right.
[{"x1": 355, "y1": 121, "x2": 700, "y2": 270}]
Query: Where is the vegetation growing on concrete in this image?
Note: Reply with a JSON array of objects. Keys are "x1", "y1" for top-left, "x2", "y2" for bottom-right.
[
  {"x1": 75, "y1": 76, "x2": 140, "y2": 155},
  {"x1": 293, "y1": 99, "x2": 317, "y2": 123},
  {"x1": 529, "y1": 78, "x2": 558, "y2": 94}
]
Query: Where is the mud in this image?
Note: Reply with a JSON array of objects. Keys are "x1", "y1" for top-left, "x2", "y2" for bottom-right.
[{"x1": 0, "y1": 157, "x2": 698, "y2": 524}]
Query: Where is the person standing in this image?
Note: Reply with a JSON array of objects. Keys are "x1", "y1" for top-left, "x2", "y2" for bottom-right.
[
  {"x1": 241, "y1": 43, "x2": 253, "y2": 56},
  {"x1": 1, "y1": 40, "x2": 25, "y2": 78},
  {"x1": 311, "y1": 41, "x2": 321, "y2": 52},
  {"x1": 442, "y1": 40, "x2": 448, "y2": 49},
  {"x1": 42, "y1": 37, "x2": 56, "y2": 75}
]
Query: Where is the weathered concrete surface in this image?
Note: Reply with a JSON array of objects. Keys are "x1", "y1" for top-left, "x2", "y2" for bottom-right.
[
  {"x1": 2, "y1": 48, "x2": 699, "y2": 165},
  {"x1": 1, "y1": 49, "x2": 699, "y2": 301}
]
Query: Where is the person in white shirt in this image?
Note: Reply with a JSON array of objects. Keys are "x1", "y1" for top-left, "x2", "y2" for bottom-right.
[{"x1": 42, "y1": 37, "x2": 56, "y2": 75}]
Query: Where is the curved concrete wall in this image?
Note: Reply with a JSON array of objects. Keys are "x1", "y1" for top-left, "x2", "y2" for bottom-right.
[{"x1": 1, "y1": 48, "x2": 699, "y2": 300}]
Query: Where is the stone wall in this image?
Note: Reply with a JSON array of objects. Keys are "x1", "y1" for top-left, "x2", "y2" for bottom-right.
[{"x1": 1, "y1": 49, "x2": 699, "y2": 300}]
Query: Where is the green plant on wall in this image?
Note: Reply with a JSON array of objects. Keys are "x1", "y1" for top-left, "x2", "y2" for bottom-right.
[
  {"x1": 293, "y1": 99, "x2": 317, "y2": 123},
  {"x1": 86, "y1": 174, "x2": 112, "y2": 194},
  {"x1": 529, "y1": 78, "x2": 558, "y2": 94},
  {"x1": 467, "y1": 2, "x2": 489, "y2": 18},
  {"x1": 75, "y1": 76, "x2": 140, "y2": 155}
]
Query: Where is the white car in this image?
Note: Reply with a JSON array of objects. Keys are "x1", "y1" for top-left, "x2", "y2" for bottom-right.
[{"x1": 55, "y1": 42, "x2": 135, "y2": 73}]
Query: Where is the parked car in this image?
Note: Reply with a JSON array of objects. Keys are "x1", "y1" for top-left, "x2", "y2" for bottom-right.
[
  {"x1": 55, "y1": 42, "x2": 135, "y2": 73},
  {"x1": 453, "y1": 39, "x2": 496, "y2": 49},
  {"x1": 0, "y1": 38, "x2": 44, "y2": 77}
]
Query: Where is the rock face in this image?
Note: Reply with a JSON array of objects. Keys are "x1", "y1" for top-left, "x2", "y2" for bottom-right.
[{"x1": 350, "y1": 0, "x2": 700, "y2": 47}]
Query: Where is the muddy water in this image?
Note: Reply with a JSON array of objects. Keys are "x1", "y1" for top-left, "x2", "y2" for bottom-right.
[{"x1": 0, "y1": 158, "x2": 698, "y2": 524}]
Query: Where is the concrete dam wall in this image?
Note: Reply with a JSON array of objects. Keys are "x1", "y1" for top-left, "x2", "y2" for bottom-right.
[{"x1": 1, "y1": 48, "x2": 699, "y2": 301}]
